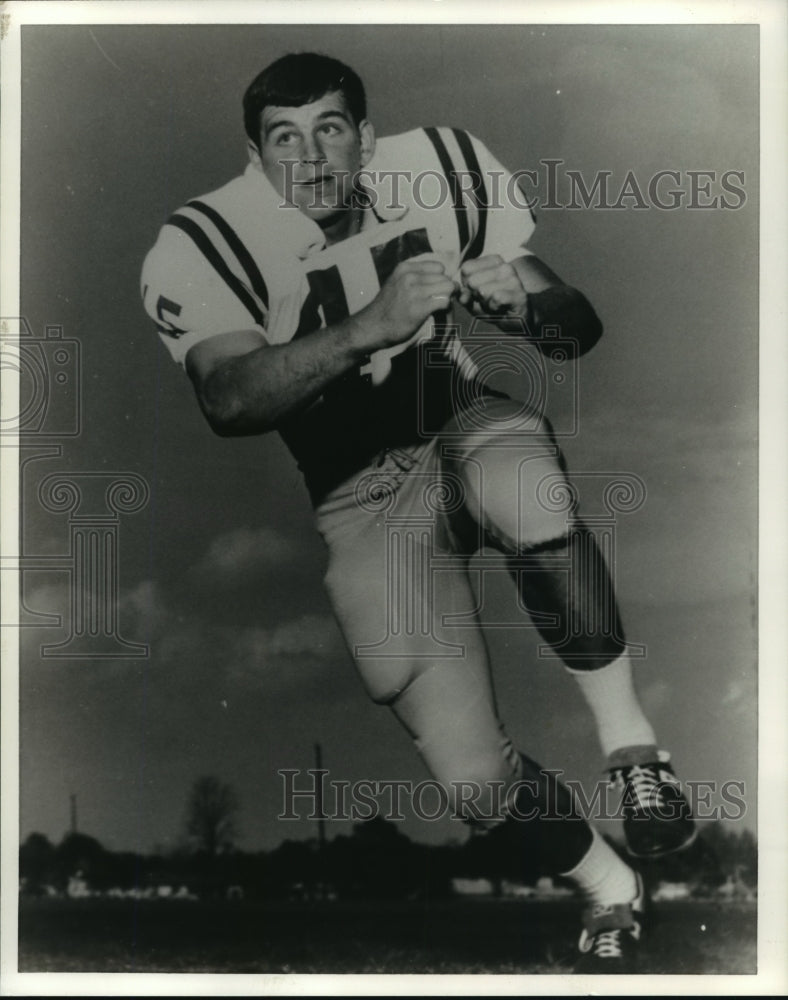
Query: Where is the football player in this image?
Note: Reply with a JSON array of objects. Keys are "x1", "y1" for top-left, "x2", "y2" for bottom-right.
[{"x1": 142, "y1": 52, "x2": 694, "y2": 971}]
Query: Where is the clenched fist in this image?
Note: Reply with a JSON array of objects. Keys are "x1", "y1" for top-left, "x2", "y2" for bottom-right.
[
  {"x1": 356, "y1": 259, "x2": 457, "y2": 351},
  {"x1": 458, "y1": 255, "x2": 528, "y2": 318}
]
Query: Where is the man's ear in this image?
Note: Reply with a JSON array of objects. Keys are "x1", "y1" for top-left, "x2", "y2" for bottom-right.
[
  {"x1": 247, "y1": 139, "x2": 263, "y2": 170},
  {"x1": 358, "y1": 120, "x2": 376, "y2": 167}
]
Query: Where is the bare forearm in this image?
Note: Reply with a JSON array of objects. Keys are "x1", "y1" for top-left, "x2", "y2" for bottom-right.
[
  {"x1": 189, "y1": 259, "x2": 460, "y2": 437},
  {"x1": 198, "y1": 319, "x2": 368, "y2": 435}
]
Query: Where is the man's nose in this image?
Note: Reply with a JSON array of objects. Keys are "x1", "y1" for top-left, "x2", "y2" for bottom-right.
[{"x1": 301, "y1": 133, "x2": 326, "y2": 164}]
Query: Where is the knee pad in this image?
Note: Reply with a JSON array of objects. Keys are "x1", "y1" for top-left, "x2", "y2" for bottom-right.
[{"x1": 513, "y1": 522, "x2": 627, "y2": 669}]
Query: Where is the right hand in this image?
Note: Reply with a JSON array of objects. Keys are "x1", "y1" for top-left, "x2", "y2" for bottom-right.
[{"x1": 355, "y1": 259, "x2": 457, "y2": 350}]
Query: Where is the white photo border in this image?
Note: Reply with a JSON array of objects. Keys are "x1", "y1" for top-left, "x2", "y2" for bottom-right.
[{"x1": 1, "y1": 1, "x2": 786, "y2": 995}]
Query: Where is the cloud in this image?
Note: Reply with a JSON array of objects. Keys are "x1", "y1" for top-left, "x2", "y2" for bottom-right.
[
  {"x1": 268, "y1": 614, "x2": 342, "y2": 657},
  {"x1": 720, "y1": 677, "x2": 755, "y2": 717},
  {"x1": 116, "y1": 577, "x2": 344, "y2": 699},
  {"x1": 21, "y1": 580, "x2": 69, "y2": 623},
  {"x1": 19, "y1": 546, "x2": 345, "y2": 705},
  {"x1": 225, "y1": 613, "x2": 344, "y2": 689},
  {"x1": 639, "y1": 676, "x2": 673, "y2": 715},
  {"x1": 194, "y1": 526, "x2": 302, "y2": 581},
  {"x1": 121, "y1": 579, "x2": 170, "y2": 641}
]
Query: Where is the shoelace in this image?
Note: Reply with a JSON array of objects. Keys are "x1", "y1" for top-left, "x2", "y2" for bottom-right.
[
  {"x1": 580, "y1": 919, "x2": 641, "y2": 958},
  {"x1": 592, "y1": 928, "x2": 624, "y2": 958},
  {"x1": 628, "y1": 764, "x2": 662, "y2": 807},
  {"x1": 614, "y1": 763, "x2": 666, "y2": 810}
]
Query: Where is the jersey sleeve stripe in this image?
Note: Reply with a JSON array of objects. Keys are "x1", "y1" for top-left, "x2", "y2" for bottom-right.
[
  {"x1": 186, "y1": 200, "x2": 270, "y2": 310},
  {"x1": 452, "y1": 129, "x2": 489, "y2": 262},
  {"x1": 423, "y1": 126, "x2": 470, "y2": 252},
  {"x1": 166, "y1": 213, "x2": 265, "y2": 326}
]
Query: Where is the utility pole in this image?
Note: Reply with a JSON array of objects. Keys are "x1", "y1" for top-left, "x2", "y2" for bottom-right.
[
  {"x1": 314, "y1": 743, "x2": 327, "y2": 899},
  {"x1": 314, "y1": 743, "x2": 327, "y2": 853},
  {"x1": 70, "y1": 793, "x2": 78, "y2": 835}
]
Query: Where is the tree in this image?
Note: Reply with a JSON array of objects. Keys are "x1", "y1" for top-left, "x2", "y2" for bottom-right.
[
  {"x1": 54, "y1": 832, "x2": 109, "y2": 890},
  {"x1": 346, "y1": 817, "x2": 419, "y2": 898},
  {"x1": 183, "y1": 775, "x2": 239, "y2": 856},
  {"x1": 19, "y1": 832, "x2": 56, "y2": 894}
]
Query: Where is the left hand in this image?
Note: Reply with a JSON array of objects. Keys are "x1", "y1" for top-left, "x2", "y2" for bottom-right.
[{"x1": 458, "y1": 255, "x2": 528, "y2": 317}]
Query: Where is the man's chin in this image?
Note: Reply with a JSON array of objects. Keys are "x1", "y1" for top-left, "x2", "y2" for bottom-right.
[{"x1": 298, "y1": 203, "x2": 353, "y2": 229}]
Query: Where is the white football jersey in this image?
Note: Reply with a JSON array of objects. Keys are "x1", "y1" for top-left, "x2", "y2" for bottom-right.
[{"x1": 141, "y1": 127, "x2": 536, "y2": 497}]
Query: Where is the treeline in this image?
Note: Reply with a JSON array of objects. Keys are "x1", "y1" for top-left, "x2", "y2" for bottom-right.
[{"x1": 20, "y1": 817, "x2": 756, "y2": 902}]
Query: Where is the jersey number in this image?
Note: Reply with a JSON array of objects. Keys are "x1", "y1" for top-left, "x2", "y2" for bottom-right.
[
  {"x1": 154, "y1": 294, "x2": 186, "y2": 337},
  {"x1": 294, "y1": 227, "x2": 433, "y2": 343}
]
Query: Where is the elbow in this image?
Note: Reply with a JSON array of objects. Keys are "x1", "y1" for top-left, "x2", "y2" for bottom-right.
[
  {"x1": 203, "y1": 400, "x2": 275, "y2": 438},
  {"x1": 197, "y1": 375, "x2": 271, "y2": 438},
  {"x1": 206, "y1": 412, "x2": 243, "y2": 438},
  {"x1": 201, "y1": 397, "x2": 243, "y2": 437}
]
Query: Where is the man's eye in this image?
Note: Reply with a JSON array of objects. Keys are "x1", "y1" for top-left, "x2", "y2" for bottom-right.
[
  {"x1": 320, "y1": 123, "x2": 342, "y2": 135},
  {"x1": 275, "y1": 132, "x2": 297, "y2": 145}
]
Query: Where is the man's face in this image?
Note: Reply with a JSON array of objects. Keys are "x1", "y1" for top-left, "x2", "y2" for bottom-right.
[{"x1": 250, "y1": 90, "x2": 375, "y2": 226}]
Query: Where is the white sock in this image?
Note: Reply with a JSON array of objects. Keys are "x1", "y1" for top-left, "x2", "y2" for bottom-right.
[
  {"x1": 566, "y1": 651, "x2": 657, "y2": 760},
  {"x1": 562, "y1": 828, "x2": 639, "y2": 907}
]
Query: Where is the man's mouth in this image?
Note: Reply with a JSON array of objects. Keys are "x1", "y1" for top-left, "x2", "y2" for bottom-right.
[{"x1": 294, "y1": 175, "x2": 331, "y2": 188}]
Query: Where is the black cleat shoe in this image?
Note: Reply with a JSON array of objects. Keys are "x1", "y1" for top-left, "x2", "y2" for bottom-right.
[
  {"x1": 574, "y1": 873, "x2": 646, "y2": 974},
  {"x1": 610, "y1": 750, "x2": 696, "y2": 859}
]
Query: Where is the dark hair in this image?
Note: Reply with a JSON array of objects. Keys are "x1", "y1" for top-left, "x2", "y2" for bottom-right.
[{"x1": 243, "y1": 53, "x2": 367, "y2": 144}]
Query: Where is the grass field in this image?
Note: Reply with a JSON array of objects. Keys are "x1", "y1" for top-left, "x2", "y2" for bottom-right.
[{"x1": 18, "y1": 896, "x2": 756, "y2": 975}]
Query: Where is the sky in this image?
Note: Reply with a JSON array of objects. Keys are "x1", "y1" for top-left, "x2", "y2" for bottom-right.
[{"x1": 14, "y1": 23, "x2": 758, "y2": 854}]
